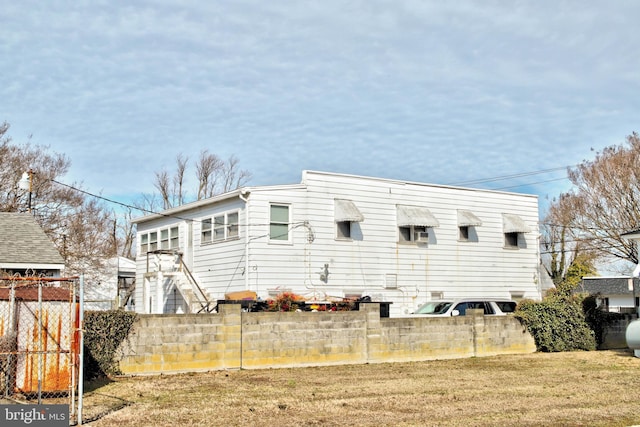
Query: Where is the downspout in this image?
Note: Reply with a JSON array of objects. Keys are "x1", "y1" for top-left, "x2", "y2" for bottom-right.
[{"x1": 239, "y1": 189, "x2": 250, "y2": 291}]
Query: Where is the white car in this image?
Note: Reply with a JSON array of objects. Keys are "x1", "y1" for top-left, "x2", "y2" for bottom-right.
[{"x1": 413, "y1": 299, "x2": 517, "y2": 316}]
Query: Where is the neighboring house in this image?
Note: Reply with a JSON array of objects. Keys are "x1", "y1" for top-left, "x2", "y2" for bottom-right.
[
  {"x1": 0, "y1": 212, "x2": 65, "y2": 277},
  {"x1": 579, "y1": 276, "x2": 640, "y2": 313},
  {"x1": 84, "y1": 256, "x2": 136, "y2": 311},
  {"x1": 132, "y1": 170, "x2": 543, "y2": 316}
]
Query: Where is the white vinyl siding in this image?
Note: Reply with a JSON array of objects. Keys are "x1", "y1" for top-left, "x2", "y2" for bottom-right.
[{"x1": 133, "y1": 171, "x2": 540, "y2": 317}]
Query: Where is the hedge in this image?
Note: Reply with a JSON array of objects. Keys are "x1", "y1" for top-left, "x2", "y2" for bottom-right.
[{"x1": 83, "y1": 310, "x2": 138, "y2": 379}]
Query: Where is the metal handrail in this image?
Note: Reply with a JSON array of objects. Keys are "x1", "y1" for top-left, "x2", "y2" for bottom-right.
[{"x1": 176, "y1": 254, "x2": 213, "y2": 313}]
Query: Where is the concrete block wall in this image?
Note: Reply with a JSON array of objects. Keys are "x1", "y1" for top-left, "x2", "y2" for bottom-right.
[
  {"x1": 117, "y1": 304, "x2": 241, "y2": 374},
  {"x1": 115, "y1": 303, "x2": 537, "y2": 375},
  {"x1": 241, "y1": 310, "x2": 367, "y2": 369}
]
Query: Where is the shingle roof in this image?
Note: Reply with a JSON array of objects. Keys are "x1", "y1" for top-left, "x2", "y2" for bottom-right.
[
  {"x1": 578, "y1": 277, "x2": 640, "y2": 295},
  {"x1": 0, "y1": 212, "x2": 64, "y2": 266}
]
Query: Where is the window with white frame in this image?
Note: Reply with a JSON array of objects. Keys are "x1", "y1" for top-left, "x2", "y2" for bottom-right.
[
  {"x1": 213, "y1": 215, "x2": 225, "y2": 241},
  {"x1": 201, "y1": 218, "x2": 212, "y2": 243},
  {"x1": 160, "y1": 226, "x2": 179, "y2": 250},
  {"x1": 202, "y1": 211, "x2": 240, "y2": 244},
  {"x1": 140, "y1": 233, "x2": 149, "y2": 253},
  {"x1": 140, "y1": 226, "x2": 179, "y2": 253},
  {"x1": 227, "y1": 212, "x2": 239, "y2": 238},
  {"x1": 336, "y1": 221, "x2": 352, "y2": 239},
  {"x1": 149, "y1": 231, "x2": 158, "y2": 251},
  {"x1": 270, "y1": 204, "x2": 290, "y2": 241},
  {"x1": 398, "y1": 225, "x2": 429, "y2": 243},
  {"x1": 504, "y1": 232, "x2": 519, "y2": 248},
  {"x1": 459, "y1": 226, "x2": 470, "y2": 241}
]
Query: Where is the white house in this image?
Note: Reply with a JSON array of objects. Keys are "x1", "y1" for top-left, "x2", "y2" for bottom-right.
[
  {"x1": 83, "y1": 256, "x2": 137, "y2": 311},
  {"x1": 131, "y1": 171, "x2": 543, "y2": 316}
]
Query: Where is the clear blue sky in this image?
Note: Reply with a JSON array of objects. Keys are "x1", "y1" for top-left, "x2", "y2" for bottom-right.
[{"x1": 2, "y1": 1, "x2": 639, "y2": 212}]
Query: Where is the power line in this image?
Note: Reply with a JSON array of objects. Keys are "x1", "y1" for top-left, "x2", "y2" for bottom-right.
[{"x1": 448, "y1": 165, "x2": 574, "y2": 186}]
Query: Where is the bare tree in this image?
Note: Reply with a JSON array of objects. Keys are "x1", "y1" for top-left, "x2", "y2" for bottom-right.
[
  {"x1": 173, "y1": 153, "x2": 188, "y2": 206},
  {"x1": 547, "y1": 133, "x2": 640, "y2": 270},
  {"x1": 196, "y1": 150, "x2": 223, "y2": 200},
  {"x1": 0, "y1": 121, "x2": 128, "y2": 276},
  {"x1": 222, "y1": 155, "x2": 252, "y2": 193},
  {"x1": 147, "y1": 151, "x2": 252, "y2": 209},
  {"x1": 154, "y1": 169, "x2": 172, "y2": 210},
  {"x1": 541, "y1": 193, "x2": 598, "y2": 286}
]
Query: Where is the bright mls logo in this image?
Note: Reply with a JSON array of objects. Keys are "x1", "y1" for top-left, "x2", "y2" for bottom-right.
[{"x1": 1, "y1": 405, "x2": 67, "y2": 426}]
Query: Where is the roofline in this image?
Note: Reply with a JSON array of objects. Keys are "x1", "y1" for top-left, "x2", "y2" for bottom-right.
[
  {"x1": 132, "y1": 189, "x2": 246, "y2": 223},
  {"x1": 132, "y1": 183, "x2": 307, "y2": 224},
  {"x1": 0, "y1": 263, "x2": 65, "y2": 270},
  {"x1": 301, "y1": 170, "x2": 538, "y2": 199}
]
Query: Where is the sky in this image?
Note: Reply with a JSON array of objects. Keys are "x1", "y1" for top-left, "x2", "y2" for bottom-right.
[{"x1": 2, "y1": 1, "x2": 639, "y2": 214}]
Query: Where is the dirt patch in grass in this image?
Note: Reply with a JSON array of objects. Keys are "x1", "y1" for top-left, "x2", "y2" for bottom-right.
[{"x1": 83, "y1": 350, "x2": 640, "y2": 427}]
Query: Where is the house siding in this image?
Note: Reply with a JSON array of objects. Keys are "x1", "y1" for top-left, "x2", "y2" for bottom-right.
[{"x1": 133, "y1": 171, "x2": 540, "y2": 316}]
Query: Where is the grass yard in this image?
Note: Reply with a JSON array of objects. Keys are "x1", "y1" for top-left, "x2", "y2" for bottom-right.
[{"x1": 83, "y1": 350, "x2": 640, "y2": 427}]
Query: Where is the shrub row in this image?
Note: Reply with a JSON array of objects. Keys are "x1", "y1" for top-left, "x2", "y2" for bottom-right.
[
  {"x1": 515, "y1": 292, "x2": 597, "y2": 352},
  {"x1": 83, "y1": 310, "x2": 138, "y2": 379}
]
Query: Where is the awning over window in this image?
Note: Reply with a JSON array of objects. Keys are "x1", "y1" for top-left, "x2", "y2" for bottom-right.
[
  {"x1": 334, "y1": 199, "x2": 364, "y2": 222},
  {"x1": 397, "y1": 205, "x2": 440, "y2": 227},
  {"x1": 502, "y1": 213, "x2": 531, "y2": 233},
  {"x1": 457, "y1": 210, "x2": 483, "y2": 227}
]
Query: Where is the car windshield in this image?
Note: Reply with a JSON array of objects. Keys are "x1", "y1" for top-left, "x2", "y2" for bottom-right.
[{"x1": 415, "y1": 301, "x2": 453, "y2": 315}]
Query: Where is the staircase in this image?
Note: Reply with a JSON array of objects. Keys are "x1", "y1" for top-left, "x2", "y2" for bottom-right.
[{"x1": 145, "y1": 250, "x2": 215, "y2": 313}]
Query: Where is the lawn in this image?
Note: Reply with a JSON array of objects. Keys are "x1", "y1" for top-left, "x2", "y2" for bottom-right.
[{"x1": 82, "y1": 350, "x2": 640, "y2": 427}]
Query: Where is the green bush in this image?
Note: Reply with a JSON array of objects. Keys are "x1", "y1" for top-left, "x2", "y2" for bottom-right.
[
  {"x1": 515, "y1": 292, "x2": 596, "y2": 352},
  {"x1": 84, "y1": 310, "x2": 138, "y2": 379}
]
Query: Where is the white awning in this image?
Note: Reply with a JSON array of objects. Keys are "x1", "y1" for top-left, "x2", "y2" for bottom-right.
[
  {"x1": 502, "y1": 213, "x2": 531, "y2": 233},
  {"x1": 397, "y1": 205, "x2": 440, "y2": 227},
  {"x1": 457, "y1": 210, "x2": 483, "y2": 227},
  {"x1": 335, "y1": 199, "x2": 364, "y2": 222}
]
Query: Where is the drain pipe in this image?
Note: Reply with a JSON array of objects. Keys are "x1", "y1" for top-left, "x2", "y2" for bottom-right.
[{"x1": 239, "y1": 189, "x2": 250, "y2": 292}]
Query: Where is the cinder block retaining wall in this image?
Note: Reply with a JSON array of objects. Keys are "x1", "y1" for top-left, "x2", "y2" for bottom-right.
[{"x1": 116, "y1": 303, "x2": 536, "y2": 375}]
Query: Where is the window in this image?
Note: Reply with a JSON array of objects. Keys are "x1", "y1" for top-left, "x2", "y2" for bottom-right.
[
  {"x1": 149, "y1": 232, "x2": 158, "y2": 251},
  {"x1": 457, "y1": 210, "x2": 482, "y2": 242},
  {"x1": 504, "y1": 232, "x2": 519, "y2": 248},
  {"x1": 140, "y1": 233, "x2": 149, "y2": 253},
  {"x1": 334, "y1": 199, "x2": 364, "y2": 240},
  {"x1": 160, "y1": 228, "x2": 169, "y2": 249},
  {"x1": 459, "y1": 226, "x2": 469, "y2": 241},
  {"x1": 201, "y1": 218, "x2": 212, "y2": 243},
  {"x1": 202, "y1": 212, "x2": 240, "y2": 244},
  {"x1": 213, "y1": 215, "x2": 225, "y2": 241},
  {"x1": 503, "y1": 213, "x2": 530, "y2": 249},
  {"x1": 141, "y1": 226, "x2": 180, "y2": 253},
  {"x1": 399, "y1": 226, "x2": 428, "y2": 243},
  {"x1": 228, "y1": 212, "x2": 239, "y2": 238},
  {"x1": 337, "y1": 221, "x2": 352, "y2": 239},
  {"x1": 270, "y1": 204, "x2": 290, "y2": 241},
  {"x1": 169, "y1": 226, "x2": 179, "y2": 248}
]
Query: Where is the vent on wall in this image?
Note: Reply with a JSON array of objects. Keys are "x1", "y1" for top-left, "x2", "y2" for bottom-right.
[{"x1": 385, "y1": 274, "x2": 397, "y2": 289}]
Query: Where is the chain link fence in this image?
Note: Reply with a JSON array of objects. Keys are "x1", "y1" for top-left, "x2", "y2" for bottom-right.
[{"x1": 0, "y1": 276, "x2": 82, "y2": 424}]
